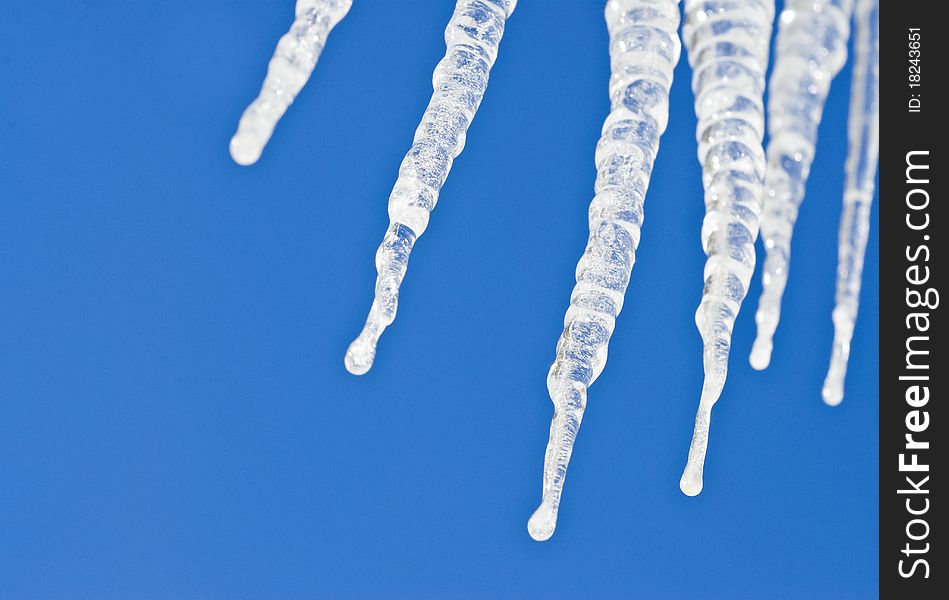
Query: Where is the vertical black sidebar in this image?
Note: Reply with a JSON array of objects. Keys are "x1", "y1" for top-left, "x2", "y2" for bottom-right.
[{"x1": 879, "y1": 0, "x2": 942, "y2": 597}]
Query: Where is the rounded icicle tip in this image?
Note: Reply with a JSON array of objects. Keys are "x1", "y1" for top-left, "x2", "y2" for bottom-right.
[
  {"x1": 823, "y1": 330, "x2": 850, "y2": 406},
  {"x1": 527, "y1": 501, "x2": 558, "y2": 542},
  {"x1": 822, "y1": 371, "x2": 845, "y2": 406},
  {"x1": 749, "y1": 337, "x2": 773, "y2": 370},
  {"x1": 344, "y1": 339, "x2": 375, "y2": 375},
  {"x1": 229, "y1": 134, "x2": 263, "y2": 166},
  {"x1": 679, "y1": 468, "x2": 704, "y2": 497}
]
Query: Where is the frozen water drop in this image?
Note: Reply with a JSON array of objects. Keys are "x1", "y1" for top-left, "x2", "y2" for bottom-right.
[
  {"x1": 344, "y1": 337, "x2": 375, "y2": 375},
  {"x1": 527, "y1": 500, "x2": 558, "y2": 542},
  {"x1": 229, "y1": 135, "x2": 264, "y2": 166}
]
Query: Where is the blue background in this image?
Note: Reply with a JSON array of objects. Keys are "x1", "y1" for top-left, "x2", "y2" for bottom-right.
[{"x1": 0, "y1": 1, "x2": 878, "y2": 598}]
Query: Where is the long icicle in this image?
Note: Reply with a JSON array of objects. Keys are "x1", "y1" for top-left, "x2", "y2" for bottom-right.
[
  {"x1": 528, "y1": 0, "x2": 681, "y2": 542},
  {"x1": 679, "y1": 0, "x2": 774, "y2": 497},
  {"x1": 345, "y1": 0, "x2": 517, "y2": 375},
  {"x1": 749, "y1": 0, "x2": 855, "y2": 370},
  {"x1": 823, "y1": 0, "x2": 879, "y2": 406},
  {"x1": 230, "y1": 0, "x2": 353, "y2": 166}
]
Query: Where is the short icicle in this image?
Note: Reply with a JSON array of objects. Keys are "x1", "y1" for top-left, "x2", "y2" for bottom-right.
[
  {"x1": 230, "y1": 0, "x2": 353, "y2": 166},
  {"x1": 749, "y1": 0, "x2": 855, "y2": 370},
  {"x1": 528, "y1": 0, "x2": 681, "y2": 541},
  {"x1": 823, "y1": 0, "x2": 879, "y2": 406},
  {"x1": 679, "y1": 0, "x2": 774, "y2": 497},
  {"x1": 345, "y1": 0, "x2": 517, "y2": 375}
]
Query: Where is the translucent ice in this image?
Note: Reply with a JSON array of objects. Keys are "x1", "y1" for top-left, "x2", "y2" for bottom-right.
[
  {"x1": 750, "y1": 0, "x2": 855, "y2": 370},
  {"x1": 345, "y1": 0, "x2": 517, "y2": 375},
  {"x1": 679, "y1": 0, "x2": 774, "y2": 497},
  {"x1": 823, "y1": 0, "x2": 878, "y2": 406},
  {"x1": 527, "y1": 0, "x2": 681, "y2": 541},
  {"x1": 230, "y1": 0, "x2": 353, "y2": 166}
]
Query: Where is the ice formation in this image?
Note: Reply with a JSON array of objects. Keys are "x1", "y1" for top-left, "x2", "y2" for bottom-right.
[
  {"x1": 749, "y1": 0, "x2": 855, "y2": 370},
  {"x1": 345, "y1": 0, "x2": 517, "y2": 376},
  {"x1": 230, "y1": 0, "x2": 353, "y2": 166},
  {"x1": 527, "y1": 0, "x2": 681, "y2": 542},
  {"x1": 823, "y1": 0, "x2": 879, "y2": 406},
  {"x1": 679, "y1": 0, "x2": 774, "y2": 497}
]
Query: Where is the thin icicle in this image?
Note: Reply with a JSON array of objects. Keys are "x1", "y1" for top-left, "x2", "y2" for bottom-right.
[
  {"x1": 749, "y1": 0, "x2": 854, "y2": 370},
  {"x1": 679, "y1": 0, "x2": 774, "y2": 497},
  {"x1": 823, "y1": 0, "x2": 878, "y2": 406},
  {"x1": 528, "y1": 0, "x2": 681, "y2": 542},
  {"x1": 345, "y1": 0, "x2": 517, "y2": 375},
  {"x1": 230, "y1": 0, "x2": 353, "y2": 166}
]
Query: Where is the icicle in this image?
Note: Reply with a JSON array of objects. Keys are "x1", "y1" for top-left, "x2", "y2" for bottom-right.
[
  {"x1": 749, "y1": 0, "x2": 854, "y2": 370},
  {"x1": 823, "y1": 0, "x2": 879, "y2": 406},
  {"x1": 345, "y1": 0, "x2": 517, "y2": 375},
  {"x1": 230, "y1": 0, "x2": 353, "y2": 166},
  {"x1": 679, "y1": 0, "x2": 774, "y2": 496},
  {"x1": 527, "y1": 0, "x2": 681, "y2": 542}
]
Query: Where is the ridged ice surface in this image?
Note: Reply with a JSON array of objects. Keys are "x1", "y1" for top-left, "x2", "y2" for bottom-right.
[
  {"x1": 230, "y1": 0, "x2": 352, "y2": 166},
  {"x1": 823, "y1": 0, "x2": 878, "y2": 406},
  {"x1": 679, "y1": 0, "x2": 773, "y2": 497},
  {"x1": 527, "y1": 0, "x2": 681, "y2": 542},
  {"x1": 749, "y1": 0, "x2": 854, "y2": 370},
  {"x1": 345, "y1": 0, "x2": 517, "y2": 376}
]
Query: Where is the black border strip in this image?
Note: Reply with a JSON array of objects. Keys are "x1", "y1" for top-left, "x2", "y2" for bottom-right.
[{"x1": 880, "y1": 0, "x2": 941, "y2": 596}]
